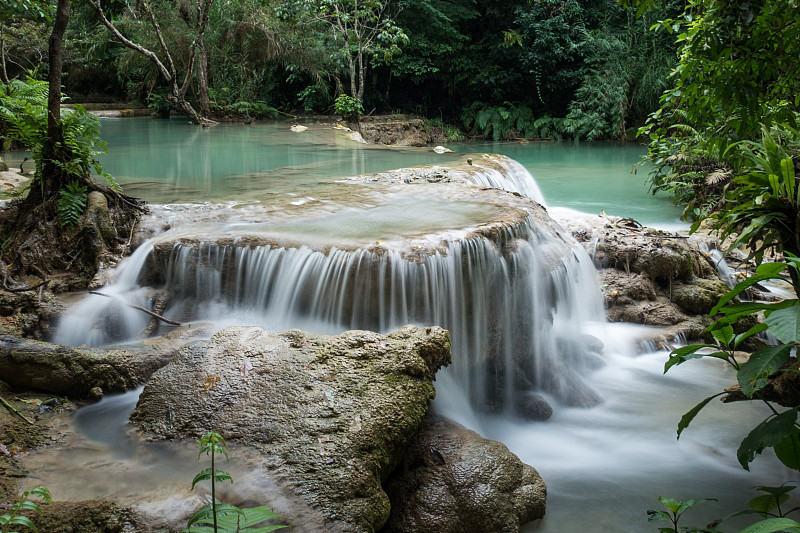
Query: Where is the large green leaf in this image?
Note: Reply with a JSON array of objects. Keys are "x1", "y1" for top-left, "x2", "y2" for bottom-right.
[
  {"x1": 737, "y1": 344, "x2": 794, "y2": 398},
  {"x1": 737, "y1": 409, "x2": 799, "y2": 470},
  {"x1": 664, "y1": 344, "x2": 725, "y2": 373},
  {"x1": 749, "y1": 493, "x2": 790, "y2": 516},
  {"x1": 739, "y1": 517, "x2": 800, "y2": 533},
  {"x1": 773, "y1": 429, "x2": 800, "y2": 470},
  {"x1": 709, "y1": 262, "x2": 789, "y2": 316},
  {"x1": 677, "y1": 393, "x2": 725, "y2": 439},
  {"x1": 217, "y1": 506, "x2": 289, "y2": 532},
  {"x1": 765, "y1": 305, "x2": 800, "y2": 343}
]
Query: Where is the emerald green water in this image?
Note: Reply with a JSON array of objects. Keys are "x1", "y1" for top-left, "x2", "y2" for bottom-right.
[
  {"x1": 92, "y1": 118, "x2": 463, "y2": 204},
  {"x1": 453, "y1": 141, "x2": 684, "y2": 227},
  {"x1": 3, "y1": 117, "x2": 683, "y2": 226}
]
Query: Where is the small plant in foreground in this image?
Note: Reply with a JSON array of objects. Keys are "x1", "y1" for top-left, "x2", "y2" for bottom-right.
[
  {"x1": 647, "y1": 496, "x2": 716, "y2": 533},
  {"x1": 0, "y1": 485, "x2": 52, "y2": 533},
  {"x1": 183, "y1": 431, "x2": 289, "y2": 533}
]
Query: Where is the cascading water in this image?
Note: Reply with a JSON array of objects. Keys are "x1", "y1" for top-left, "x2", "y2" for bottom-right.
[
  {"x1": 464, "y1": 157, "x2": 547, "y2": 206},
  {"x1": 54, "y1": 159, "x2": 603, "y2": 416}
]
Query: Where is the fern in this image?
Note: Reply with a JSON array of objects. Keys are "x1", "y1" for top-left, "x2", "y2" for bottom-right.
[{"x1": 58, "y1": 181, "x2": 88, "y2": 228}]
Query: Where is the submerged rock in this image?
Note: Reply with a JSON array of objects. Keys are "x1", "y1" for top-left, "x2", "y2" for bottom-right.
[
  {"x1": 130, "y1": 325, "x2": 452, "y2": 533},
  {"x1": 382, "y1": 413, "x2": 546, "y2": 533}
]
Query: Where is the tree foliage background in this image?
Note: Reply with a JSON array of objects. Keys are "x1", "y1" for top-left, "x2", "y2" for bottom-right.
[{"x1": 1, "y1": 0, "x2": 685, "y2": 139}]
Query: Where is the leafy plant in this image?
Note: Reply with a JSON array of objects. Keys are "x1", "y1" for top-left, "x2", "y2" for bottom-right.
[
  {"x1": 647, "y1": 486, "x2": 800, "y2": 532},
  {"x1": 183, "y1": 431, "x2": 288, "y2": 533},
  {"x1": 461, "y1": 101, "x2": 543, "y2": 141},
  {"x1": 665, "y1": 259, "x2": 800, "y2": 471},
  {"x1": 0, "y1": 77, "x2": 118, "y2": 193},
  {"x1": 646, "y1": 496, "x2": 716, "y2": 533},
  {"x1": 148, "y1": 92, "x2": 171, "y2": 119},
  {"x1": 635, "y1": 0, "x2": 800, "y2": 215},
  {"x1": 333, "y1": 94, "x2": 363, "y2": 120},
  {"x1": 700, "y1": 123, "x2": 800, "y2": 267},
  {"x1": 57, "y1": 180, "x2": 88, "y2": 228},
  {"x1": 0, "y1": 485, "x2": 51, "y2": 533}
]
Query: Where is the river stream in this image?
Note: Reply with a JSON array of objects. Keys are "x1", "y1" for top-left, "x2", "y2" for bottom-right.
[{"x1": 6, "y1": 118, "x2": 794, "y2": 532}]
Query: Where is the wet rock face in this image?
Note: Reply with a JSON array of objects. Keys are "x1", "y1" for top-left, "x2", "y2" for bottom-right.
[
  {"x1": 382, "y1": 413, "x2": 546, "y2": 533},
  {"x1": 130, "y1": 325, "x2": 452, "y2": 533},
  {"x1": 358, "y1": 118, "x2": 429, "y2": 147},
  {"x1": 561, "y1": 213, "x2": 731, "y2": 329}
]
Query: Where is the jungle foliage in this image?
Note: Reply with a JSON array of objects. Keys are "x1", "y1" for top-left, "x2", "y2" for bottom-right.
[
  {"x1": 1, "y1": 0, "x2": 683, "y2": 138},
  {"x1": 636, "y1": 0, "x2": 800, "y2": 222}
]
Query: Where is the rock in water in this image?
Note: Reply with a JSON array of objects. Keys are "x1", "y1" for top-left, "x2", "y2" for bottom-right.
[
  {"x1": 383, "y1": 413, "x2": 546, "y2": 532},
  {"x1": 130, "y1": 325, "x2": 452, "y2": 533}
]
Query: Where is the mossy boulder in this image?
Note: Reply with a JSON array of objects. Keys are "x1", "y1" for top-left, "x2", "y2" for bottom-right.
[
  {"x1": 0, "y1": 324, "x2": 212, "y2": 398},
  {"x1": 130, "y1": 325, "x2": 452, "y2": 533},
  {"x1": 33, "y1": 500, "x2": 135, "y2": 533},
  {"x1": 671, "y1": 277, "x2": 732, "y2": 316},
  {"x1": 383, "y1": 413, "x2": 546, "y2": 533}
]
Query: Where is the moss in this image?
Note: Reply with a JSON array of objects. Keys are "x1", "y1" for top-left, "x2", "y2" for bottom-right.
[{"x1": 34, "y1": 500, "x2": 132, "y2": 533}]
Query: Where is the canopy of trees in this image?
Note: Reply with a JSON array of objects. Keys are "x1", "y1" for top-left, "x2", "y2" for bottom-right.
[{"x1": 2, "y1": 0, "x2": 684, "y2": 139}]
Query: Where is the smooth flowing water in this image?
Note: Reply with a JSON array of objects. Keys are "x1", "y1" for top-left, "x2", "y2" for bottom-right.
[{"x1": 15, "y1": 119, "x2": 794, "y2": 531}]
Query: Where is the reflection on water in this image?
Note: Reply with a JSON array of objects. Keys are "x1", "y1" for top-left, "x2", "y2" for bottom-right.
[
  {"x1": 23, "y1": 388, "x2": 325, "y2": 532},
  {"x1": 453, "y1": 141, "x2": 684, "y2": 228},
  {"x1": 92, "y1": 118, "x2": 462, "y2": 204}
]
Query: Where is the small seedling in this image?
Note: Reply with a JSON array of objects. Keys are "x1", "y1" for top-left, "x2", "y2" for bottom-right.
[
  {"x1": 183, "y1": 431, "x2": 289, "y2": 533},
  {"x1": 0, "y1": 485, "x2": 52, "y2": 533}
]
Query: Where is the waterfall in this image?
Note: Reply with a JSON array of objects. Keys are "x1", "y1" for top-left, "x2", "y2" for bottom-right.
[
  {"x1": 465, "y1": 157, "x2": 547, "y2": 206},
  {"x1": 54, "y1": 157, "x2": 606, "y2": 416}
]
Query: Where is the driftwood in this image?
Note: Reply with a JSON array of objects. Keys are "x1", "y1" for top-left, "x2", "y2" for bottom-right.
[
  {"x1": 0, "y1": 394, "x2": 34, "y2": 424},
  {"x1": 89, "y1": 291, "x2": 182, "y2": 326}
]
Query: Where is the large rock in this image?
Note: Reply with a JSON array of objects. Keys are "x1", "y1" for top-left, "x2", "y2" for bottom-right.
[
  {"x1": 382, "y1": 413, "x2": 546, "y2": 533},
  {"x1": 0, "y1": 324, "x2": 212, "y2": 398},
  {"x1": 560, "y1": 213, "x2": 731, "y2": 328},
  {"x1": 358, "y1": 117, "x2": 429, "y2": 147},
  {"x1": 130, "y1": 325, "x2": 452, "y2": 533}
]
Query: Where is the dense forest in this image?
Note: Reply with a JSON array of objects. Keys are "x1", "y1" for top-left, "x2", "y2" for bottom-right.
[{"x1": 2, "y1": 0, "x2": 684, "y2": 141}]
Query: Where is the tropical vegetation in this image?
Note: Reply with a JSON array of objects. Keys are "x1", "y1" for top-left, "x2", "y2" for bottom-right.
[{"x1": 1, "y1": 0, "x2": 684, "y2": 137}]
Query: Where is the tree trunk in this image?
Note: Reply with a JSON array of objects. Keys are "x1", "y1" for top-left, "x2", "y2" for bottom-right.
[
  {"x1": 356, "y1": 46, "x2": 365, "y2": 103},
  {"x1": 0, "y1": 22, "x2": 9, "y2": 85},
  {"x1": 197, "y1": 41, "x2": 210, "y2": 116},
  {"x1": 348, "y1": 56, "x2": 357, "y2": 102},
  {"x1": 36, "y1": 0, "x2": 71, "y2": 202}
]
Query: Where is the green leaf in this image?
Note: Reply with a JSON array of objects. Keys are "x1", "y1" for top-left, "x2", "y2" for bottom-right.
[
  {"x1": 710, "y1": 323, "x2": 735, "y2": 345},
  {"x1": 774, "y1": 430, "x2": 800, "y2": 470},
  {"x1": 646, "y1": 509, "x2": 671, "y2": 522},
  {"x1": 737, "y1": 344, "x2": 794, "y2": 398},
  {"x1": 738, "y1": 409, "x2": 799, "y2": 470},
  {"x1": 765, "y1": 305, "x2": 800, "y2": 343},
  {"x1": 190, "y1": 468, "x2": 233, "y2": 490},
  {"x1": 665, "y1": 344, "x2": 725, "y2": 373},
  {"x1": 2, "y1": 514, "x2": 37, "y2": 531},
  {"x1": 217, "y1": 506, "x2": 288, "y2": 531},
  {"x1": 678, "y1": 393, "x2": 726, "y2": 439},
  {"x1": 709, "y1": 262, "x2": 789, "y2": 316},
  {"x1": 749, "y1": 493, "x2": 789, "y2": 516},
  {"x1": 734, "y1": 323, "x2": 770, "y2": 348},
  {"x1": 739, "y1": 517, "x2": 800, "y2": 533}
]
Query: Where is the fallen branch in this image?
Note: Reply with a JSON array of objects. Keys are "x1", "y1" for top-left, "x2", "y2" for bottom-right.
[
  {"x1": 2, "y1": 277, "x2": 50, "y2": 293},
  {"x1": 0, "y1": 395, "x2": 34, "y2": 425},
  {"x1": 89, "y1": 291, "x2": 182, "y2": 326}
]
